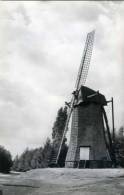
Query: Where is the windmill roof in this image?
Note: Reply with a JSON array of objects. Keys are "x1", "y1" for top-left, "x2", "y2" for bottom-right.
[{"x1": 76, "y1": 86, "x2": 107, "y2": 106}]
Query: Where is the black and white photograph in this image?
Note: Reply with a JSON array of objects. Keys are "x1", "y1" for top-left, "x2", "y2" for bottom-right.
[{"x1": 0, "y1": 1, "x2": 124, "y2": 195}]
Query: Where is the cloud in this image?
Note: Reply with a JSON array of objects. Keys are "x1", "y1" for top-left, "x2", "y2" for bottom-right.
[{"x1": 0, "y1": 1, "x2": 124, "y2": 156}]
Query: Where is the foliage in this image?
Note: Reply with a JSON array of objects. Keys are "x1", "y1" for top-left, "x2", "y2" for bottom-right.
[
  {"x1": 0, "y1": 146, "x2": 13, "y2": 173},
  {"x1": 51, "y1": 106, "x2": 68, "y2": 167},
  {"x1": 52, "y1": 106, "x2": 67, "y2": 141},
  {"x1": 114, "y1": 126, "x2": 124, "y2": 167},
  {"x1": 12, "y1": 138, "x2": 52, "y2": 172},
  {"x1": 42, "y1": 138, "x2": 53, "y2": 167},
  {"x1": 13, "y1": 106, "x2": 68, "y2": 171}
]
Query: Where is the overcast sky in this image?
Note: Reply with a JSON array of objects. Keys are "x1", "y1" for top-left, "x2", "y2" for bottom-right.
[{"x1": 0, "y1": 1, "x2": 124, "y2": 157}]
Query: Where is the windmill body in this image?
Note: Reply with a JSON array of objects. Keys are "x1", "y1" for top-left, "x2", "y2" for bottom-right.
[{"x1": 65, "y1": 86, "x2": 112, "y2": 168}]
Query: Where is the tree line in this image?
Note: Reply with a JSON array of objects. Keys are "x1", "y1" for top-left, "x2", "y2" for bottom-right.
[{"x1": 12, "y1": 106, "x2": 68, "y2": 172}]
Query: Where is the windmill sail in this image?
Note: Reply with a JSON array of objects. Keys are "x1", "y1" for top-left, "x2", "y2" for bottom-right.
[
  {"x1": 55, "y1": 30, "x2": 95, "y2": 164},
  {"x1": 75, "y1": 30, "x2": 95, "y2": 90}
]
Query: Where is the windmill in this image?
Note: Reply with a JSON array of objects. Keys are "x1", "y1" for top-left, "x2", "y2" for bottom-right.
[{"x1": 51, "y1": 30, "x2": 116, "y2": 168}]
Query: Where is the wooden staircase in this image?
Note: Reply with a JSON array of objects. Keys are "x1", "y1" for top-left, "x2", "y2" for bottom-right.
[{"x1": 48, "y1": 149, "x2": 58, "y2": 167}]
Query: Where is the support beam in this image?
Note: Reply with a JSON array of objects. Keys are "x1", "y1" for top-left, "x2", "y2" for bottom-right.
[{"x1": 111, "y1": 97, "x2": 115, "y2": 143}]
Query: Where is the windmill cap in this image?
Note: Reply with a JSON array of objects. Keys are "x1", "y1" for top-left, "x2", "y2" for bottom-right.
[{"x1": 76, "y1": 86, "x2": 107, "y2": 106}]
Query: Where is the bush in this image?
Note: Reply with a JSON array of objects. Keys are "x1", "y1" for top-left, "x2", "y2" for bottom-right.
[{"x1": 0, "y1": 146, "x2": 13, "y2": 173}]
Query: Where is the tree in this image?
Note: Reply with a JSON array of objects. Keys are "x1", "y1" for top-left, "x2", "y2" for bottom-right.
[
  {"x1": 52, "y1": 107, "x2": 67, "y2": 140},
  {"x1": 0, "y1": 146, "x2": 13, "y2": 173},
  {"x1": 12, "y1": 106, "x2": 68, "y2": 171},
  {"x1": 30, "y1": 148, "x2": 43, "y2": 169},
  {"x1": 51, "y1": 106, "x2": 68, "y2": 167},
  {"x1": 118, "y1": 126, "x2": 124, "y2": 137},
  {"x1": 114, "y1": 126, "x2": 124, "y2": 167},
  {"x1": 12, "y1": 155, "x2": 19, "y2": 171},
  {"x1": 13, "y1": 148, "x2": 37, "y2": 172},
  {"x1": 12, "y1": 137, "x2": 52, "y2": 171},
  {"x1": 52, "y1": 106, "x2": 67, "y2": 146},
  {"x1": 42, "y1": 138, "x2": 53, "y2": 167}
]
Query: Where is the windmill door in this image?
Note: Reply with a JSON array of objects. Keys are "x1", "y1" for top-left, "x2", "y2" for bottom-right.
[{"x1": 80, "y1": 147, "x2": 90, "y2": 160}]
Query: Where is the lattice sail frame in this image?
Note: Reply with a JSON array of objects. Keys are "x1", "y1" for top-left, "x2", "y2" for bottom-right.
[
  {"x1": 56, "y1": 30, "x2": 95, "y2": 164},
  {"x1": 75, "y1": 30, "x2": 95, "y2": 90}
]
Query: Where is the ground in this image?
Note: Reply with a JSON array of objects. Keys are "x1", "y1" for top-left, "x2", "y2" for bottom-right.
[{"x1": 0, "y1": 168, "x2": 124, "y2": 195}]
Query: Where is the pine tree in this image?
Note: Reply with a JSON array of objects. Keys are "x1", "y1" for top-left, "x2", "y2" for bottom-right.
[
  {"x1": 52, "y1": 106, "x2": 67, "y2": 145},
  {"x1": 114, "y1": 126, "x2": 124, "y2": 167},
  {"x1": 51, "y1": 106, "x2": 68, "y2": 166}
]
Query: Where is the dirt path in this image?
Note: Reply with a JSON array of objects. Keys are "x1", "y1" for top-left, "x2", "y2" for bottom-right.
[
  {"x1": 0, "y1": 169, "x2": 124, "y2": 195},
  {"x1": 30, "y1": 177, "x2": 124, "y2": 195}
]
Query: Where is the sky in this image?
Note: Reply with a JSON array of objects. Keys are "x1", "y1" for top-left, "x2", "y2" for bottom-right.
[{"x1": 0, "y1": 1, "x2": 124, "y2": 157}]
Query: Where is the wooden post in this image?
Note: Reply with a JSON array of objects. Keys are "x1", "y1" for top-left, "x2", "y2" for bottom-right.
[
  {"x1": 106, "y1": 98, "x2": 116, "y2": 167},
  {"x1": 111, "y1": 97, "x2": 117, "y2": 167},
  {"x1": 111, "y1": 97, "x2": 115, "y2": 143}
]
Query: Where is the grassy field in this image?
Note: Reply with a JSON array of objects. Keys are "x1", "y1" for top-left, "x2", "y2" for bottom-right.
[{"x1": 0, "y1": 168, "x2": 124, "y2": 195}]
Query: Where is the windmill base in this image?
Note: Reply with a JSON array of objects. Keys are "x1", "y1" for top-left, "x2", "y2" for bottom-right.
[{"x1": 65, "y1": 160, "x2": 113, "y2": 168}]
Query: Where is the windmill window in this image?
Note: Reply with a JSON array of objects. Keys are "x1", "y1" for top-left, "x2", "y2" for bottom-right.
[{"x1": 80, "y1": 146, "x2": 90, "y2": 160}]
